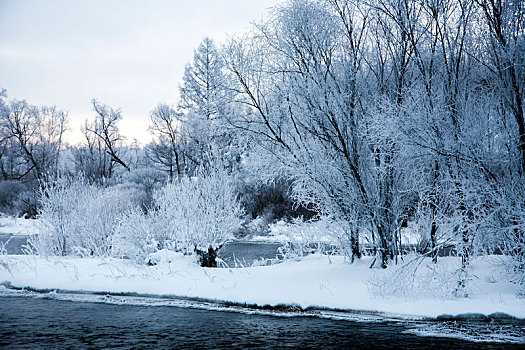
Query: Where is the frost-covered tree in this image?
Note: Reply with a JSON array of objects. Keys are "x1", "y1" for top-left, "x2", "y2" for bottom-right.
[
  {"x1": 178, "y1": 37, "x2": 240, "y2": 170},
  {"x1": 225, "y1": 0, "x2": 382, "y2": 264},
  {"x1": 475, "y1": 0, "x2": 525, "y2": 174},
  {"x1": 179, "y1": 37, "x2": 227, "y2": 120},
  {"x1": 220, "y1": 0, "x2": 525, "y2": 278}
]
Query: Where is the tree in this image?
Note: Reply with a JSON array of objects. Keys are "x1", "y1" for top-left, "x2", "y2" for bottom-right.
[
  {"x1": 71, "y1": 122, "x2": 112, "y2": 182},
  {"x1": 472, "y1": 0, "x2": 525, "y2": 282},
  {"x1": 475, "y1": 0, "x2": 525, "y2": 174},
  {"x1": 147, "y1": 104, "x2": 184, "y2": 178},
  {"x1": 85, "y1": 99, "x2": 130, "y2": 176},
  {"x1": 224, "y1": 0, "x2": 382, "y2": 264},
  {"x1": 178, "y1": 37, "x2": 238, "y2": 169},
  {"x1": 0, "y1": 90, "x2": 68, "y2": 182},
  {"x1": 179, "y1": 37, "x2": 227, "y2": 120}
]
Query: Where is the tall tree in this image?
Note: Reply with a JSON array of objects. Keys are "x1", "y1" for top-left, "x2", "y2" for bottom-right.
[
  {"x1": 178, "y1": 37, "x2": 237, "y2": 168},
  {"x1": 475, "y1": 0, "x2": 525, "y2": 174}
]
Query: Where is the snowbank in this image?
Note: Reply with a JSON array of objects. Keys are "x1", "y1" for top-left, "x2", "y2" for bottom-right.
[
  {"x1": 0, "y1": 254, "x2": 523, "y2": 319},
  {"x1": 250, "y1": 219, "x2": 426, "y2": 246},
  {"x1": 0, "y1": 216, "x2": 40, "y2": 235},
  {"x1": 249, "y1": 218, "x2": 343, "y2": 243}
]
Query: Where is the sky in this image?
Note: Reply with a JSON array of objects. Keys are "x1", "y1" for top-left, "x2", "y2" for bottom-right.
[{"x1": 0, "y1": 0, "x2": 277, "y2": 145}]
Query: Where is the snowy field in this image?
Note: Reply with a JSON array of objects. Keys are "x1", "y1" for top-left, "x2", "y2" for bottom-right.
[{"x1": 1, "y1": 252, "x2": 523, "y2": 320}]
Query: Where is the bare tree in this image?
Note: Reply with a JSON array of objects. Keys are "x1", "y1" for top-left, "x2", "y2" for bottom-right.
[
  {"x1": 85, "y1": 99, "x2": 129, "y2": 176},
  {"x1": 147, "y1": 104, "x2": 183, "y2": 178},
  {"x1": 475, "y1": 0, "x2": 524, "y2": 173},
  {"x1": 0, "y1": 91, "x2": 68, "y2": 182}
]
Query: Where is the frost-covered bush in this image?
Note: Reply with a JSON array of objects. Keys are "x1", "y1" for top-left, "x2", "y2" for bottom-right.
[
  {"x1": 112, "y1": 206, "x2": 157, "y2": 262},
  {"x1": 273, "y1": 217, "x2": 344, "y2": 260},
  {"x1": 30, "y1": 179, "x2": 86, "y2": 256},
  {"x1": 496, "y1": 185, "x2": 525, "y2": 293},
  {"x1": 0, "y1": 235, "x2": 14, "y2": 276},
  {"x1": 152, "y1": 165, "x2": 244, "y2": 253},
  {"x1": 367, "y1": 254, "x2": 469, "y2": 299},
  {"x1": 117, "y1": 168, "x2": 167, "y2": 209},
  {"x1": 31, "y1": 178, "x2": 139, "y2": 257},
  {"x1": 112, "y1": 164, "x2": 244, "y2": 264}
]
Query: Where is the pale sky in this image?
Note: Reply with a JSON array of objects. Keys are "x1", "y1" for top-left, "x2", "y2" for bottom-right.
[{"x1": 0, "y1": 0, "x2": 277, "y2": 145}]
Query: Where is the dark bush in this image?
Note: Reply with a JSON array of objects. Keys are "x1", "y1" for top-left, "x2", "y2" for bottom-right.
[
  {"x1": 239, "y1": 179, "x2": 316, "y2": 223},
  {"x1": 0, "y1": 180, "x2": 32, "y2": 215}
]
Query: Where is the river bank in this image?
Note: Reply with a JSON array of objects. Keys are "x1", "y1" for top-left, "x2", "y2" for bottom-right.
[{"x1": 1, "y1": 253, "x2": 523, "y2": 320}]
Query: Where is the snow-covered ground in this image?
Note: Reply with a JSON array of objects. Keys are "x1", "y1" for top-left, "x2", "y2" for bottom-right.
[
  {"x1": 249, "y1": 218, "x2": 433, "y2": 246},
  {"x1": 0, "y1": 215, "x2": 40, "y2": 236},
  {"x1": 249, "y1": 219, "x2": 349, "y2": 243},
  {"x1": 1, "y1": 252, "x2": 523, "y2": 320}
]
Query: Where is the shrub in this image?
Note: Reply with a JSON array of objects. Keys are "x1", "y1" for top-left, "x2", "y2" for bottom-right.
[
  {"x1": 31, "y1": 178, "x2": 138, "y2": 257},
  {"x1": 113, "y1": 164, "x2": 244, "y2": 265},
  {"x1": 0, "y1": 180, "x2": 31, "y2": 215},
  {"x1": 152, "y1": 164, "x2": 244, "y2": 261}
]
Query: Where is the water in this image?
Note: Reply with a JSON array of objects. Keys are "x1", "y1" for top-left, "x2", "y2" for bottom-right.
[
  {"x1": 0, "y1": 234, "x2": 28, "y2": 255},
  {"x1": 218, "y1": 241, "x2": 283, "y2": 266},
  {"x1": 1, "y1": 293, "x2": 523, "y2": 349}
]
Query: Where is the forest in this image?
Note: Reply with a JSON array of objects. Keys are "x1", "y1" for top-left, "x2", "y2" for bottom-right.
[{"x1": 1, "y1": 0, "x2": 524, "y2": 296}]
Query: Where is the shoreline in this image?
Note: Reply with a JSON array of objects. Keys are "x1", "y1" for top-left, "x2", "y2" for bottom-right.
[{"x1": 1, "y1": 282, "x2": 521, "y2": 323}]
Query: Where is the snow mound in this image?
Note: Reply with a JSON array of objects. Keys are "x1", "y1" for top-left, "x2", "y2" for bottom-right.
[
  {"x1": 147, "y1": 249, "x2": 196, "y2": 266},
  {"x1": 0, "y1": 215, "x2": 40, "y2": 236}
]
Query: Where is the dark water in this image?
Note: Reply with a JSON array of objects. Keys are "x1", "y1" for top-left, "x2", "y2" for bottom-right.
[{"x1": 1, "y1": 296, "x2": 522, "y2": 349}]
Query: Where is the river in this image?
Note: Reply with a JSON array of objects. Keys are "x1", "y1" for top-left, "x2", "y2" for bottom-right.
[{"x1": 1, "y1": 292, "x2": 523, "y2": 349}]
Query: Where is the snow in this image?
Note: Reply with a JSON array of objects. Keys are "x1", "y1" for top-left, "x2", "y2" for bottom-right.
[
  {"x1": 0, "y1": 253, "x2": 523, "y2": 320},
  {"x1": 250, "y1": 219, "x2": 428, "y2": 246},
  {"x1": 0, "y1": 216, "x2": 40, "y2": 236},
  {"x1": 249, "y1": 219, "x2": 342, "y2": 243}
]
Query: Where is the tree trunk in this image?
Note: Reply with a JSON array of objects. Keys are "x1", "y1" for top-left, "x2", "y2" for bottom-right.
[
  {"x1": 350, "y1": 230, "x2": 361, "y2": 263},
  {"x1": 195, "y1": 245, "x2": 222, "y2": 267},
  {"x1": 377, "y1": 225, "x2": 388, "y2": 269},
  {"x1": 430, "y1": 220, "x2": 438, "y2": 263}
]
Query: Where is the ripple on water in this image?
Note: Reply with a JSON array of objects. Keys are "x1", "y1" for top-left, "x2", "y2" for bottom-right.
[{"x1": 0, "y1": 285, "x2": 523, "y2": 346}]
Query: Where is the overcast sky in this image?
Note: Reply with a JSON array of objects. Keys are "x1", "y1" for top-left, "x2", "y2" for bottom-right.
[{"x1": 0, "y1": 0, "x2": 277, "y2": 144}]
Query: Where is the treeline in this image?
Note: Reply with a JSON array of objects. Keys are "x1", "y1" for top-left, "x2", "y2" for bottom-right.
[{"x1": 1, "y1": 0, "x2": 524, "y2": 284}]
